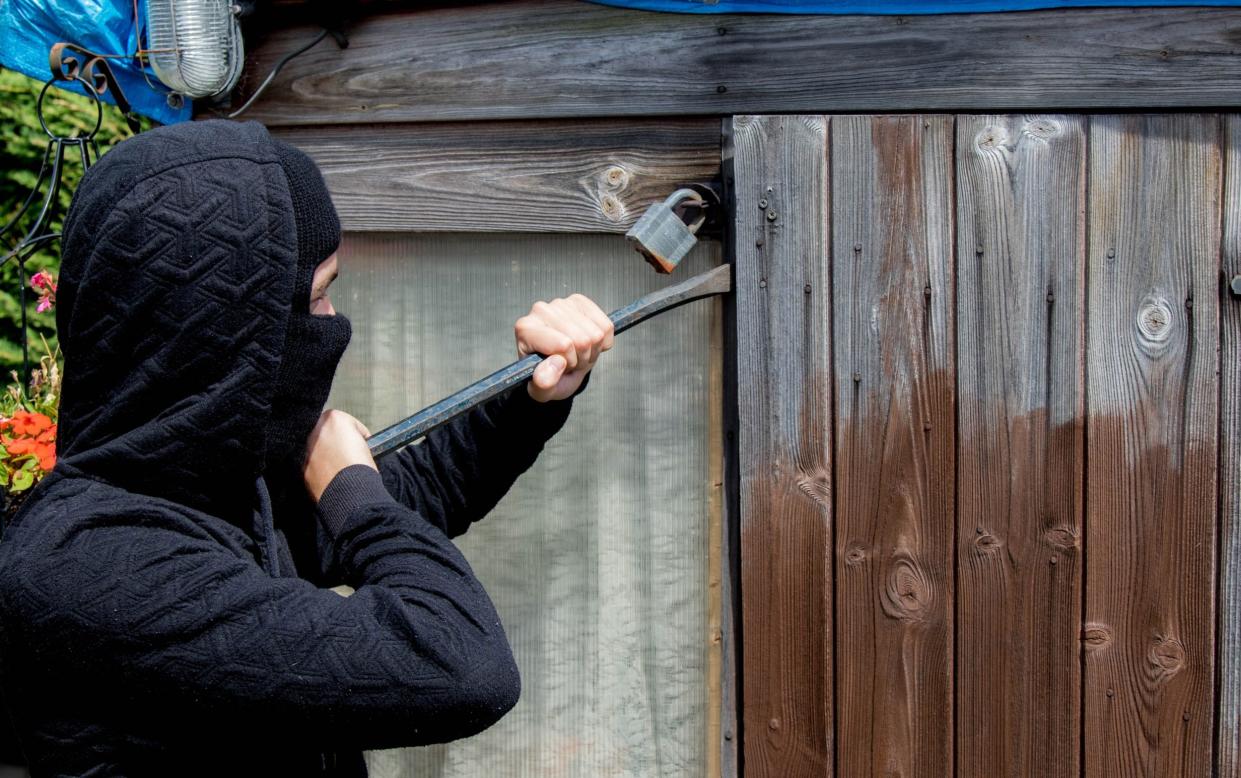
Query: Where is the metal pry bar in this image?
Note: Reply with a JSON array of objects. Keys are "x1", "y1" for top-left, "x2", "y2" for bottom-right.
[{"x1": 366, "y1": 261, "x2": 733, "y2": 459}]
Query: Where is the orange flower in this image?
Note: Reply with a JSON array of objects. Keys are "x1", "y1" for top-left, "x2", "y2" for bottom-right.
[
  {"x1": 35, "y1": 425, "x2": 56, "y2": 444},
  {"x1": 35, "y1": 442, "x2": 55, "y2": 471},
  {"x1": 6, "y1": 438, "x2": 37, "y2": 456},
  {"x1": 11, "y1": 411, "x2": 51, "y2": 436}
]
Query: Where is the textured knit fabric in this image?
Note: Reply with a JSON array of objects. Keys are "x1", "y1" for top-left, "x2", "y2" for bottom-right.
[
  {"x1": 0, "y1": 119, "x2": 589, "y2": 777},
  {"x1": 262, "y1": 137, "x2": 352, "y2": 474}
]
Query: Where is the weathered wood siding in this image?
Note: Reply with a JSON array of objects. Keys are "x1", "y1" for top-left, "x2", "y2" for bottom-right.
[
  {"x1": 955, "y1": 114, "x2": 1085, "y2": 777},
  {"x1": 1221, "y1": 115, "x2": 1241, "y2": 778},
  {"x1": 832, "y1": 115, "x2": 955, "y2": 778},
  {"x1": 1083, "y1": 115, "x2": 1220, "y2": 778},
  {"x1": 731, "y1": 114, "x2": 1232, "y2": 777},
  {"x1": 731, "y1": 115, "x2": 833, "y2": 777},
  {"x1": 268, "y1": 119, "x2": 721, "y2": 234},
  {"x1": 234, "y1": 2, "x2": 1241, "y2": 126}
]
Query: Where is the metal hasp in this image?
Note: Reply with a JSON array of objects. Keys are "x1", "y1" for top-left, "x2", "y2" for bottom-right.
[
  {"x1": 625, "y1": 187, "x2": 708, "y2": 274},
  {"x1": 367, "y1": 262, "x2": 733, "y2": 459}
]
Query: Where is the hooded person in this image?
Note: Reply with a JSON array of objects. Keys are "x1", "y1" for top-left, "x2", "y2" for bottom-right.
[{"x1": 0, "y1": 119, "x2": 593, "y2": 776}]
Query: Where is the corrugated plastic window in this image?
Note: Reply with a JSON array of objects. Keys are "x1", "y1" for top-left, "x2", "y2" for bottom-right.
[{"x1": 325, "y1": 233, "x2": 721, "y2": 777}]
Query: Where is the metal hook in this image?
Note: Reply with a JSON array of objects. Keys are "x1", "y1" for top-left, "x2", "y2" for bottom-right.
[{"x1": 49, "y1": 42, "x2": 141, "y2": 134}]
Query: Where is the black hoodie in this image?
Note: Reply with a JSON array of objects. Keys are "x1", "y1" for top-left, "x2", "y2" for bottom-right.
[{"x1": 0, "y1": 119, "x2": 587, "y2": 776}]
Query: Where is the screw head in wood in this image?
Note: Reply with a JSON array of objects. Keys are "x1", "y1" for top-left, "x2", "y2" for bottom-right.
[{"x1": 1230, "y1": 275, "x2": 1241, "y2": 299}]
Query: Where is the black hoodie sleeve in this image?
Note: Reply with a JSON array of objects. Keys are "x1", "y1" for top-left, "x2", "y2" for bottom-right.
[
  {"x1": 0, "y1": 474, "x2": 522, "y2": 753},
  {"x1": 375, "y1": 369, "x2": 590, "y2": 539}
]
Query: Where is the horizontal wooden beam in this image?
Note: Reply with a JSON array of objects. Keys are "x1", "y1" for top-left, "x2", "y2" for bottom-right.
[
  {"x1": 227, "y1": 2, "x2": 1241, "y2": 126},
  {"x1": 271, "y1": 118, "x2": 720, "y2": 233}
]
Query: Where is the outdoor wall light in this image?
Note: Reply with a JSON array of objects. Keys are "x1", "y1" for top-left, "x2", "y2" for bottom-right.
[{"x1": 145, "y1": 0, "x2": 244, "y2": 100}]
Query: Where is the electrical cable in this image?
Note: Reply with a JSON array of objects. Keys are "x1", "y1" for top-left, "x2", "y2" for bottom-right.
[{"x1": 226, "y1": 29, "x2": 329, "y2": 119}]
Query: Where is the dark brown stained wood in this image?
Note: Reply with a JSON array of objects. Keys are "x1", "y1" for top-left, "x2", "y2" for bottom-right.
[
  {"x1": 832, "y1": 115, "x2": 955, "y2": 777},
  {"x1": 1084, "y1": 114, "x2": 1220, "y2": 777},
  {"x1": 229, "y1": 3, "x2": 1241, "y2": 126},
  {"x1": 954, "y1": 115, "x2": 1085, "y2": 776},
  {"x1": 731, "y1": 115, "x2": 832, "y2": 776},
  {"x1": 269, "y1": 120, "x2": 720, "y2": 234},
  {"x1": 1218, "y1": 114, "x2": 1241, "y2": 778}
]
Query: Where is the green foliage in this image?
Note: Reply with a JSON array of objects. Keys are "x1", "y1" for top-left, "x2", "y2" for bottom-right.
[{"x1": 0, "y1": 67, "x2": 152, "y2": 377}]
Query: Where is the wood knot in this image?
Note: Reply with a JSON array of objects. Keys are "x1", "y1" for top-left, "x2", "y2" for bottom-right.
[
  {"x1": 1044, "y1": 525, "x2": 1079, "y2": 551},
  {"x1": 972, "y1": 531, "x2": 1002, "y2": 556},
  {"x1": 881, "y1": 555, "x2": 932, "y2": 623},
  {"x1": 1022, "y1": 118, "x2": 1061, "y2": 141},
  {"x1": 1149, "y1": 634, "x2": 1186, "y2": 679},
  {"x1": 1082, "y1": 623, "x2": 1112, "y2": 651},
  {"x1": 1136, "y1": 295, "x2": 1175, "y2": 351},
  {"x1": 604, "y1": 166, "x2": 630, "y2": 189},
  {"x1": 844, "y1": 544, "x2": 868, "y2": 567},
  {"x1": 600, "y1": 194, "x2": 624, "y2": 222},
  {"x1": 795, "y1": 469, "x2": 832, "y2": 510},
  {"x1": 974, "y1": 125, "x2": 1010, "y2": 152}
]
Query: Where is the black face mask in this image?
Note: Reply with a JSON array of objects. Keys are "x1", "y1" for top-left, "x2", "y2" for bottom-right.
[{"x1": 262, "y1": 310, "x2": 353, "y2": 474}]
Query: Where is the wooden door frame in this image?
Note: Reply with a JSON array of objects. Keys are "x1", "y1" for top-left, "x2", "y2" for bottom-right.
[{"x1": 276, "y1": 118, "x2": 740, "y2": 775}]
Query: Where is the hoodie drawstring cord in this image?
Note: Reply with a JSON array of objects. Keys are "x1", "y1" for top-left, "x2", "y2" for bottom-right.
[{"x1": 252, "y1": 474, "x2": 281, "y2": 578}]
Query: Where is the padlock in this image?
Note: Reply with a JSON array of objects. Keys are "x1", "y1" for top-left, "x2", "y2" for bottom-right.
[{"x1": 625, "y1": 188, "x2": 708, "y2": 274}]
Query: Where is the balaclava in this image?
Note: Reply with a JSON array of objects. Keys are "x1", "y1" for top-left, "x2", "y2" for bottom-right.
[{"x1": 262, "y1": 140, "x2": 353, "y2": 473}]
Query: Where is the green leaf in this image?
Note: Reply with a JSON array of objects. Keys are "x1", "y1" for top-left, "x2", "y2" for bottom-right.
[{"x1": 11, "y1": 468, "x2": 33, "y2": 491}]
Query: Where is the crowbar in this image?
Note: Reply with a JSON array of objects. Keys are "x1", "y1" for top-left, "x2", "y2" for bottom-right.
[{"x1": 367, "y1": 261, "x2": 732, "y2": 459}]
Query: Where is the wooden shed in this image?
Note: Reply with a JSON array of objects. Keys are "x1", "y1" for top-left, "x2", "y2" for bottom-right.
[{"x1": 215, "y1": 2, "x2": 1241, "y2": 775}]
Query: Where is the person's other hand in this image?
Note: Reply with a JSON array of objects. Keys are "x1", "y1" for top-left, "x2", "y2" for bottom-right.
[
  {"x1": 515, "y1": 293, "x2": 614, "y2": 402},
  {"x1": 303, "y1": 409, "x2": 376, "y2": 502}
]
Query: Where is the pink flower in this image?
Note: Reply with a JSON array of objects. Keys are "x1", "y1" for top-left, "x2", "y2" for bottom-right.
[
  {"x1": 30, "y1": 271, "x2": 49, "y2": 290},
  {"x1": 36, "y1": 297, "x2": 51, "y2": 313}
]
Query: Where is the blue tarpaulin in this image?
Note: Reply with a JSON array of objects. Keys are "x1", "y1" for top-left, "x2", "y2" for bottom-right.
[
  {"x1": 0, "y1": 0, "x2": 190, "y2": 125},
  {"x1": 585, "y1": 0, "x2": 1241, "y2": 12}
]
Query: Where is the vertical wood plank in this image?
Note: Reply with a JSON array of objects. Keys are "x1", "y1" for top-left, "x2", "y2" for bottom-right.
[
  {"x1": 719, "y1": 118, "x2": 742, "y2": 778},
  {"x1": 1217, "y1": 114, "x2": 1241, "y2": 778},
  {"x1": 732, "y1": 114, "x2": 833, "y2": 776},
  {"x1": 954, "y1": 115, "x2": 1086, "y2": 776},
  {"x1": 707, "y1": 291, "x2": 725, "y2": 778},
  {"x1": 1084, "y1": 114, "x2": 1221, "y2": 777},
  {"x1": 832, "y1": 115, "x2": 955, "y2": 777}
]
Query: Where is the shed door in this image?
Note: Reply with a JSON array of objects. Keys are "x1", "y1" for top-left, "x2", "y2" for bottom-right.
[
  {"x1": 294, "y1": 117, "x2": 730, "y2": 777},
  {"x1": 730, "y1": 114, "x2": 1234, "y2": 777}
]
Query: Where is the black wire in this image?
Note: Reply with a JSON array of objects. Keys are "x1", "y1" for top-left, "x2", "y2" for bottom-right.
[{"x1": 227, "y1": 29, "x2": 330, "y2": 119}]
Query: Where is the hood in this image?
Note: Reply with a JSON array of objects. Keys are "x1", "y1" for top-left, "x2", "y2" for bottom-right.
[{"x1": 53, "y1": 120, "x2": 301, "y2": 528}]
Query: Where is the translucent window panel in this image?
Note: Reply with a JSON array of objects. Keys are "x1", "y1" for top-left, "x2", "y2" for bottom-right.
[{"x1": 325, "y1": 233, "x2": 722, "y2": 778}]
